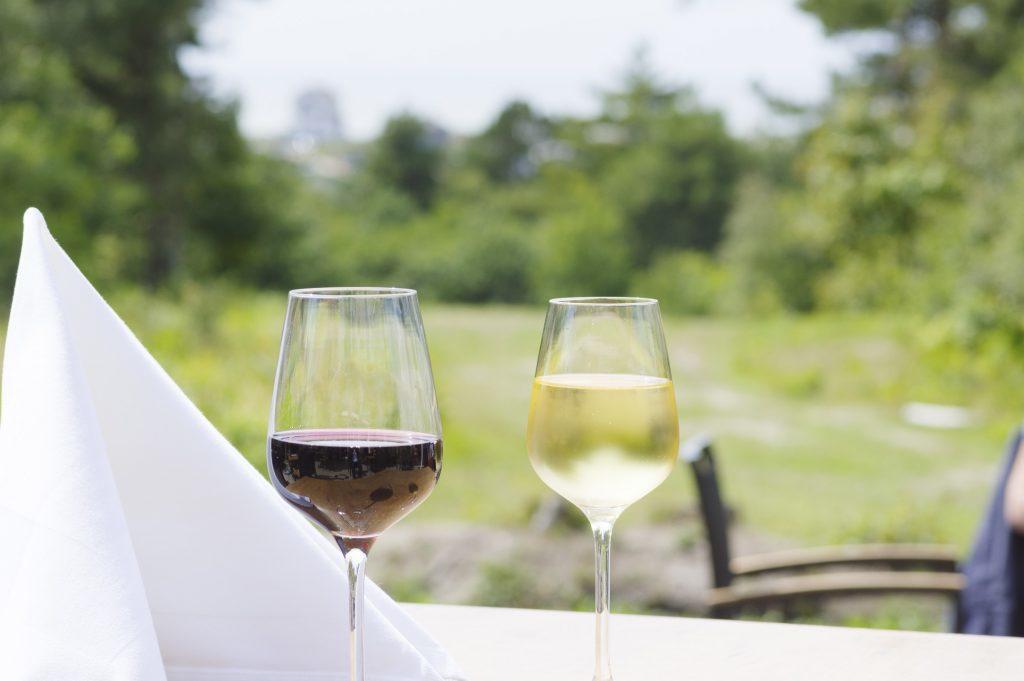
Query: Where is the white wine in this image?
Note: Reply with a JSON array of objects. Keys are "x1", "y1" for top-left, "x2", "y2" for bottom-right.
[{"x1": 527, "y1": 373, "x2": 679, "y2": 511}]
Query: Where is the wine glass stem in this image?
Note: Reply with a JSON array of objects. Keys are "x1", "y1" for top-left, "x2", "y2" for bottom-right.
[
  {"x1": 591, "y1": 519, "x2": 614, "y2": 681},
  {"x1": 346, "y1": 547, "x2": 367, "y2": 681}
]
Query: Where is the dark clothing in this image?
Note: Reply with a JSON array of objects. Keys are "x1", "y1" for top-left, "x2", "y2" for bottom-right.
[{"x1": 957, "y1": 428, "x2": 1024, "y2": 635}]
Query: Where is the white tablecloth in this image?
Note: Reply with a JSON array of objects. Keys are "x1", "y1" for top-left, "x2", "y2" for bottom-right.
[{"x1": 408, "y1": 604, "x2": 1023, "y2": 681}]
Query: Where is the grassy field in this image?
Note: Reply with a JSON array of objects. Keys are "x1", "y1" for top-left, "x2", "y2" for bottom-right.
[
  {"x1": 38, "y1": 287, "x2": 1008, "y2": 554},
  {"x1": 28, "y1": 284, "x2": 1003, "y2": 552}
]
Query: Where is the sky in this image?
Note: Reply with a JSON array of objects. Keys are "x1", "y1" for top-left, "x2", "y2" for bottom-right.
[{"x1": 182, "y1": 0, "x2": 869, "y2": 141}]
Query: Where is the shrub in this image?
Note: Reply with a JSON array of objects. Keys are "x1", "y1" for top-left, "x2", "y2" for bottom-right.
[
  {"x1": 408, "y1": 220, "x2": 535, "y2": 304},
  {"x1": 630, "y1": 250, "x2": 726, "y2": 315},
  {"x1": 719, "y1": 177, "x2": 824, "y2": 313},
  {"x1": 531, "y1": 171, "x2": 632, "y2": 299}
]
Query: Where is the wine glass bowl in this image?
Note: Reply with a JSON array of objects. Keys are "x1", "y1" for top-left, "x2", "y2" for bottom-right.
[
  {"x1": 269, "y1": 428, "x2": 441, "y2": 550},
  {"x1": 527, "y1": 372, "x2": 677, "y2": 513}
]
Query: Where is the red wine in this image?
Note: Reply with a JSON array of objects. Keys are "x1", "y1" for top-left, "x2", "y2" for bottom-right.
[{"x1": 269, "y1": 429, "x2": 441, "y2": 550}]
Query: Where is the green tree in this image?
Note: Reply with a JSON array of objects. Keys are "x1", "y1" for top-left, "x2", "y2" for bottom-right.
[
  {"x1": 603, "y1": 110, "x2": 740, "y2": 259},
  {"x1": 367, "y1": 114, "x2": 446, "y2": 209},
  {"x1": 465, "y1": 101, "x2": 551, "y2": 183},
  {"x1": 590, "y1": 55, "x2": 741, "y2": 262},
  {"x1": 532, "y1": 170, "x2": 632, "y2": 298},
  {"x1": 27, "y1": 0, "x2": 307, "y2": 287},
  {"x1": 720, "y1": 177, "x2": 824, "y2": 312},
  {"x1": 631, "y1": 251, "x2": 727, "y2": 315},
  {"x1": 801, "y1": 0, "x2": 1024, "y2": 79},
  {"x1": 0, "y1": 0, "x2": 140, "y2": 289},
  {"x1": 717, "y1": 0, "x2": 1024, "y2": 320}
]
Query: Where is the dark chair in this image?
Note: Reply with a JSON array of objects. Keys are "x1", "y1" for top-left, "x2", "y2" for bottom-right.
[{"x1": 681, "y1": 434, "x2": 964, "y2": 618}]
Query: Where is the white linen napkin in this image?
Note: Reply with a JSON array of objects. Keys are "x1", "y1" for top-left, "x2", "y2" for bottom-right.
[{"x1": 0, "y1": 209, "x2": 465, "y2": 681}]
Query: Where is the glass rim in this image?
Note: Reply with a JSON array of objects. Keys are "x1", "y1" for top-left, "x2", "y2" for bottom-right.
[
  {"x1": 288, "y1": 286, "x2": 417, "y2": 300},
  {"x1": 548, "y1": 296, "x2": 658, "y2": 307}
]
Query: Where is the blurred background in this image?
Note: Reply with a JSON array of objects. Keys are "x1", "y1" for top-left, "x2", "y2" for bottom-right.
[{"x1": 3, "y1": 0, "x2": 1024, "y2": 630}]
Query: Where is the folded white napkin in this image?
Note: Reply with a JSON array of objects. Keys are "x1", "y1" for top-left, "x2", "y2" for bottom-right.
[{"x1": 0, "y1": 209, "x2": 465, "y2": 681}]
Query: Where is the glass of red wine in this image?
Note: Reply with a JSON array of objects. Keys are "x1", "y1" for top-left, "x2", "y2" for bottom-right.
[{"x1": 268, "y1": 287, "x2": 442, "y2": 681}]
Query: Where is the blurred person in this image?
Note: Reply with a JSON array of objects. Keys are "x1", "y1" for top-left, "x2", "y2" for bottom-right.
[
  {"x1": 957, "y1": 429, "x2": 1024, "y2": 635},
  {"x1": 1006, "y1": 444, "x2": 1024, "y2": 536}
]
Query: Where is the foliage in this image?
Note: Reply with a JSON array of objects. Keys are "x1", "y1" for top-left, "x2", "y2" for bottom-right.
[
  {"x1": 366, "y1": 113, "x2": 446, "y2": 209},
  {"x1": 6, "y1": 295, "x2": 1001, "y2": 548},
  {"x1": 309, "y1": 53, "x2": 741, "y2": 306},
  {"x1": 0, "y1": 0, "x2": 313, "y2": 290},
  {"x1": 720, "y1": 177, "x2": 823, "y2": 313},
  {"x1": 11, "y1": 0, "x2": 1024, "y2": 371},
  {"x1": 0, "y1": 0, "x2": 140, "y2": 290},
  {"x1": 801, "y1": 0, "x2": 1024, "y2": 78},
  {"x1": 713, "y1": 0, "x2": 1024, "y2": 367},
  {"x1": 472, "y1": 562, "x2": 549, "y2": 609},
  {"x1": 530, "y1": 169, "x2": 633, "y2": 299},
  {"x1": 463, "y1": 101, "x2": 551, "y2": 183},
  {"x1": 399, "y1": 206, "x2": 536, "y2": 304},
  {"x1": 630, "y1": 251, "x2": 726, "y2": 316},
  {"x1": 593, "y1": 55, "x2": 741, "y2": 262},
  {"x1": 1, "y1": 3, "x2": 744, "y2": 309}
]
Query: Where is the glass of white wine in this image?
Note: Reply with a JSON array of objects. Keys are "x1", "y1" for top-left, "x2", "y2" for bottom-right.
[{"x1": 527, "y1": 297, "x2": 679, "y2": 681}]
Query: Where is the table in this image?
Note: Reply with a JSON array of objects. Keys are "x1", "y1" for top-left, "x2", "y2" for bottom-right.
[{"x1": 406, "y1": 603, "x2": 1024, "y2": 680}]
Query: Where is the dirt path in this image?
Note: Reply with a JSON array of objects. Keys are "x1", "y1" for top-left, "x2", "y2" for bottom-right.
[{"x1": 371, "y1": 520, "x2": 784, "y2": 614}]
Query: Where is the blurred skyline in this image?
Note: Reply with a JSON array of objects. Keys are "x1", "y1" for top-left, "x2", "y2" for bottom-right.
[{"x1": 183, "y1": 0, "x2": 874, "y2": 141}]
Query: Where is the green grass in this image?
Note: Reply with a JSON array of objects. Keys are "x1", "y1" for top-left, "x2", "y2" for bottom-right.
[{"x1": 3, "y1": 288, "x2": 1013, "y2": 550}]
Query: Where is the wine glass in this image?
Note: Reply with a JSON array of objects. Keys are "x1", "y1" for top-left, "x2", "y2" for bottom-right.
[
  {"x1": 526, "y1": 297, "x2": 678, "y2": 681},
  {"x1": 268, "y1": 287, "x2": 442, "y2": 681}
]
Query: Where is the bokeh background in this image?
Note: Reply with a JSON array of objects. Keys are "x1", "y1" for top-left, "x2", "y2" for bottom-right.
[{"x1": 3, "y1": 0, "x2": 1024, "y2": 629}]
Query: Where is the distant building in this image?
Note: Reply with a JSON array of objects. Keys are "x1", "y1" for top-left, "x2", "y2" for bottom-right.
[
  {"x1": 267, "y1": 88, "x2": 354, "y2": 182},
  {"x1": 292, "y1": 89, "x2": 343, "y2": 144}
]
